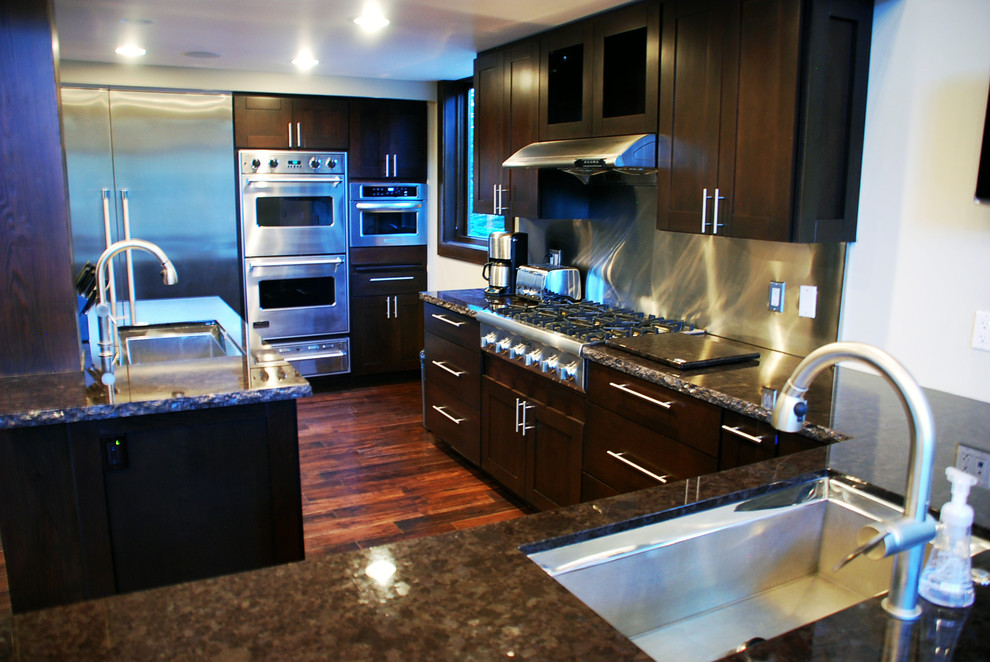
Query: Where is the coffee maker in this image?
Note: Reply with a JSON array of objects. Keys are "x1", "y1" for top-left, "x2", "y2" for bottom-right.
[{"x1": 483, "y1": 231, "x2": 528, "y2": 296}]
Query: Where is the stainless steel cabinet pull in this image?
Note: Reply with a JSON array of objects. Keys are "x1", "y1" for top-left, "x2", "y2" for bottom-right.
[
  {"x1": 386, "y1": 297, "x2": 392, "y2": 319},
  {"x1": 493, "y1": 184, "x2": 499, "y2": 215},
  {"x1": 287, "y1": 122, "x2": 293, "y2": 148},
  {"x1": 392, "y1": 295, "x2": 399, "y2": 319},
  {"x1": 520, "y1": 399, "x2": 535, "y2": 436},
  {"x1": 701, "y1": 188, "x2": 713, "y2": 233},
  {"x1": 431, "y1": 360, "x2": 466, "y2": 377},
  {"x1": 432, "y1": 405, "x2": 466, "y2": 425},
  {"x1": 385, "y1": 153, "x2": 391, "y2": 178},
  {"x1": 369, "y1": 276, "x2": 414, "y2": 282},
  {"x1": 606, "y1": 451, "x2": 670, "y2": 484},
  {"x1": 608, "y1": 382, "x2": 673, "y2": 409},
  {"x1": 431, "y1": 313, "x2": 465, "y2": 328},
  {"x1": 721, "y1": 425, "x2": 763, "y2": 444},
  {"x1": 392, "y1": 154, "x2": 398, "y2": 177},
  {"x1": 296, "y1": 122, "x2": 302, "y2": 147},
  {"x1": 713, "y1": 188, "x2": 724, "y2": 234}
]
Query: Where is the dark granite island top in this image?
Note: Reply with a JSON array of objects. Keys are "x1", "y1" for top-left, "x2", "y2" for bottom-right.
[{"x1": 0, "y1": 297, "x2": 311, "y2": 429}]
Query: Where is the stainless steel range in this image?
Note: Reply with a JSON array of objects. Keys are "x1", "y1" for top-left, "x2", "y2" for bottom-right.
[{"x1": 477, "y1": 299, "x2": 695, "y2": 391}]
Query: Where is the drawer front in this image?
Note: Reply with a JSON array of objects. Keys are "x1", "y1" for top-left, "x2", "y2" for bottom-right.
[
  {"x1": 584, "y1": 404, "x2": 717, "y2": 493},
  {"x1": 777, "y1": 430, "x2": 825, "y2": 457},
  {"x1": 424, "y1": 381, "x2": 480, "y2": 466},
  {"x1": 350, "y1": 267, "x2": 427, "y2": 296},
  {"x1": 424, "y1": 333, "x2": 482, "y2": 409},
  {"x1": 719, "y1": 410, "x2": 778, "y2": 470},
  {"x1": 424, "y1": 303, "x2": 478, "y2": 349},
  {"x1": 587, "y1": 363, "x2": 720, "y2": 456}
]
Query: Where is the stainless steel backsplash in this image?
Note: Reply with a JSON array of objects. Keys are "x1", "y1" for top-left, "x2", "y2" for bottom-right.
[{"x1": 517, "y1": 177, "x2": 845, "y2": 358}]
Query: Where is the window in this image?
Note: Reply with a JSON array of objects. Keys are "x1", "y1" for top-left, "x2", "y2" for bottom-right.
[{"x1": 437, "y1": 78, "x2": 507, "y2": 263}]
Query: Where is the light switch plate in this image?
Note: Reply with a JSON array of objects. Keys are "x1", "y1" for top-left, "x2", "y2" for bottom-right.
[
  {"x1": 769, "y1": 281, "x2": 785, "y2": 313},
  {"x1": 799, "y1": 285, "x2": 818, "y2": 318}
]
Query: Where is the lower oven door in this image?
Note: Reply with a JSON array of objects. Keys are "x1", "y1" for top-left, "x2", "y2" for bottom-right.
[
  {"x1": 244, "y1": 255, "x2": 348, "y2": 339},
  {"x1": 270, "y1": 337, "x2": 350, "y2": 377}
]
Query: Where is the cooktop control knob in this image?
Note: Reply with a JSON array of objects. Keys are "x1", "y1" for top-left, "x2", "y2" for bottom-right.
[
  {"x1": 481, "y1": 331, "x2": 498, "y2": 348},
  {"x1": 509, "y1": 343, "x2": 528, "y2": 360},
  {"x1": 556, "y1": 361, "x2": 579, "y2": 382},
  {"x1": 540, "y1": 355, "x2": 559, "y2": 373},
  {"x1": 250, "y1": 158, "x2": 261, "y2": 169},
  {"x1": 326, "y1": 158, "x2": 338, "y2": 169},
  {"x1": 496, "y1": 337, "x2": 512, "y2": 353},
  {"x1": 309, "y1": 157, "x2": 322, "y2": 169},
  {"x1": 524, "y1": 348, "x2": 543, "y2": 366},
  {"x1": 268, "y1": 158, "x2": 279, "y2": 168}
]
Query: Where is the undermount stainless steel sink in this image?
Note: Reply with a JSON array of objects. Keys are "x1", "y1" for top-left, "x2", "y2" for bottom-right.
[
  {"x1": 525, "y1": 475, "x2": 989, "y2": 662},
  {"x1": 117, "y1": 320, "x2": 243, "y2": 365}
]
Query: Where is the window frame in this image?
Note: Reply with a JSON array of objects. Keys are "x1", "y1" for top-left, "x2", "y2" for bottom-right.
[{"x1": 436, "y1": 77, "x2": 509, "y2": 264}]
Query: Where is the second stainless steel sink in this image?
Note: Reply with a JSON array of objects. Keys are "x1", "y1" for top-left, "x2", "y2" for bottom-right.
[
  {"x1": 117, "y1": 320, "x2": 243, "y2": 365},
  {"x1": 525, "y1": 475, "x2": 989, "y2": 662}
]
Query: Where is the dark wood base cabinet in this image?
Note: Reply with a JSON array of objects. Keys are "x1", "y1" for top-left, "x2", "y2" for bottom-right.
[
  {"x1": 0, "y1": 401, "x2": 303, "y2": 613},
  {"x1": 481, "y1": 357, "x2": 584, "y2": 511}
]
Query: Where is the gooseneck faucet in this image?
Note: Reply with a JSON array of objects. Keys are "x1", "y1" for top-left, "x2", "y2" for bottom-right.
[
  {"x1": 771, "y1": 341, "x2": 936, "y2": 620},
  {"x1": 94, "y1": 239, "x2": 178, "y2": 377}
]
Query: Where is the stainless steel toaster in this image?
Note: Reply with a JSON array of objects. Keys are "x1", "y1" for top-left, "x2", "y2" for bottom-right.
[{"x1": 515, "y1": 265, "x2": 582, "y2": 301}]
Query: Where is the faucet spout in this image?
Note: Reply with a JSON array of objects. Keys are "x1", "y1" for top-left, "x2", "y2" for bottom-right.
[
  {"x1": 771, "y1": 341, "x2": 936, "y2": 620},
  {"x1": 94, "y1": 239, "x2": 178, "y2": 376}
]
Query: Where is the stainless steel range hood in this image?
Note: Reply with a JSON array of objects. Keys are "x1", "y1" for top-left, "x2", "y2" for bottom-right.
[{"x1": 502, "y1": 133, "x2": 657, "y2": 181}]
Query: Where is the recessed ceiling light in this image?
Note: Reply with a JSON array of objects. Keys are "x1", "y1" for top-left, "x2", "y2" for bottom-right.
[
  {"x1": 292, "y1": 52, "x2": 319, "y2": 69},
  {"x1": 115, "y1": 44, "x2": 147, "y2": 57},
  {"x1": 354, "y1": 3, "x2": 390, "y2": 32}
]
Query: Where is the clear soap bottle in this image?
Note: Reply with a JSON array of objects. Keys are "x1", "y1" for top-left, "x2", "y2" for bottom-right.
[{"x1": 918, "y1": 466, "x2": 977, "y2": 608}]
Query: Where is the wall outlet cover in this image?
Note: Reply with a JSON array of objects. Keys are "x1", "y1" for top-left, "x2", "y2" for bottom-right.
[
  {"x1": 769, "y1": 281, "x2": 785, "y2": 313},
  {"x1": 972, "y1": 311, "x2": 990, "y2": 352},
  {"x1": 956, "y1": 443, "x2": 990, "y2": 489}
]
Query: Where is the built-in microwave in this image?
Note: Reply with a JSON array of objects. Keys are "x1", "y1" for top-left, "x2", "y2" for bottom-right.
[{"x1": 349, "y1": 182, "x2": 426, "y2": 247}]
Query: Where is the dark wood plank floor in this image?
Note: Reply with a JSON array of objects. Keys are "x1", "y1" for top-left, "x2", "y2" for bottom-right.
[{"x1": 0, "y1": 374, "x2": 532, "y2": 617}]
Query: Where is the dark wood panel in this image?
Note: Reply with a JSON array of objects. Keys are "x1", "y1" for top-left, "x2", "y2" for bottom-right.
[
  {"x1": 484, "y1": 354, "x2": 586, "y2": 420},
  {"x1": 473, "y1": 48, "x2": 503, "y2": 215},
  {"x1": 527, "y1": 404, "x2": 583, "y2": 510},
  {"x1": 719, "y1": 409, "x2": 778, "y2": 470},
  {"x1": 350, "y1": 245, "x2": 427, "y2": 267},
  {"x1": 424, "y1": 303, "x2": 479, "y2": 349},
  {"x1": 481, "y1": 377, "x2": 529, "y2": 499},
  {"x1": 504, "y1": 38, "x2": 541, "y2": 219},
  {"x1": 0, "y1": 0, "x2": 80, "y2": 376},
  {"x1": 424, "y1": 381, "x2": 481, "y2": 465},
  {"x1": 294, "y1": 97, "x2": 349, "y2": 150},
  {"x1": 233, "y1": 95, "x2": 293, "y2": 148},
  {"x1": 424, "y1": 333, "x2": 482, "y2": 409},
  {"x1": 349, "y1": 266, "x2": 427, "y2": 297}
]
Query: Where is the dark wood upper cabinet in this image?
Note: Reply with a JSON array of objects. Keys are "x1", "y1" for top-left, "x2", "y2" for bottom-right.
[
  {"x1": 348, "y1": 99, "x2": 428, "y2": 181},
  {"x1": 540, "y1": 1, "x2": 661, "y2": 140},
  {"x1": 657, "y1": 0, "x2": 873, "y2": 243},
  {"x1": 474, "y1": 37, "x2": 540, "y2": 219},
  {"x1": 233, "y1": 94, "x2": 348, "y2": 150}
]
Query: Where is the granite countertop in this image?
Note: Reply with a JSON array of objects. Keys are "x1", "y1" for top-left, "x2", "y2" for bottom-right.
[{"x1": 0, "y1": 297, "x2": 311, "y2": 430}]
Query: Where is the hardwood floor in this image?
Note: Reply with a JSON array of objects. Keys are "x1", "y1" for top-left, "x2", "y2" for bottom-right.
[{"x1": 0, "y1": 374, "x2": 532, "y2": 618}]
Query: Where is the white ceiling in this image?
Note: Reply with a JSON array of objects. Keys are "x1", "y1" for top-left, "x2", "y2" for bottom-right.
[{"x1": 54, "y1": 0, "x2": 634, "y2": 82}]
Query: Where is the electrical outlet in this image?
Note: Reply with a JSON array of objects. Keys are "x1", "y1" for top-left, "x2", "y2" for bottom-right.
[
  {"x1": 769, "y1": 281, "x2": 785, "y2": 313},
  {"x1": 956, "y1": 443, "x2": 990, "y2": 489},
  {"x1": 972, "y1": 311, "x2": 990, "y2": 352}
]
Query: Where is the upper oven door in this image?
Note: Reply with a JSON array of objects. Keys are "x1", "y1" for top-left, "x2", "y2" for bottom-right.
[
  {"x1": 241, "y1": 175, "x2": 347, "y2": 257},
  {"x1": 349, "y1": 200, "x2": 426, "y2": 247}
]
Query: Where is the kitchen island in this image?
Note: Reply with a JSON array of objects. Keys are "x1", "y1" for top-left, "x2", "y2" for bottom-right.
[
  {"x1": 0, "y1": 297, "x2": 311, "y2": 613},
  {"x1": 1, "y1": 292, "x2": 988, "y2": 660}
]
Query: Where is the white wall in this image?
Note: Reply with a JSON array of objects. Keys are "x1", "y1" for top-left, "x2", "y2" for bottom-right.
[{"x1": 840, "y1": 0, "x2": 990, "y2": 403}]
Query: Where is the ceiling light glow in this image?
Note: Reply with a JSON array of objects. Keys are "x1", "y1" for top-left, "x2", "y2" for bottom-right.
[
  {"x1": 354, "y1": 3, "x2": 390, "y2": 32},
  {"x1": 115, "y1": 44, "x2": 146, "y2": 57},
  {"x1": 292, "y1": 52, "x2": 319, "y2": 69}
]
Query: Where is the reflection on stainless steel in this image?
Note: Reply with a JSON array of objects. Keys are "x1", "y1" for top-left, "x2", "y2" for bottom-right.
[
  {"x1": 518, "y1": 181, "x2": 845, "y2": 357},
  {"x1": 771, "y1": 342, "x2": 937, "y2": 620}
]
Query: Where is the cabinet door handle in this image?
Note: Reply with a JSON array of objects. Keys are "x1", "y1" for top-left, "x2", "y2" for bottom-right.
[
  {"x1": 369, "y1": 276, "x2": 415, "y2": 282},
  {"x1": 701, "y1": 188, "x2": 713, "y2": 233},
  {"x1": 608, "y1": 382, "x2": 672, "y2": 409},
  {"x1": 287, "y1": 122, "x2": 293, "y2": 148},
  {"x1": 713, "y1": 188, "x2": 724, "y2": 234},
  {"x1": 515, "y1": 398, "x2": 535, "y2": 436},
  {"x1": 721, "y1": 425, "x2": 764, "y2": 444},
  {"x1": 297, "y1": 122, "x2": 302, "y2": 147},
  {"x1": 392, "y1": 295, "x2": 398, "y2": 319},
  {"x1": 431, "y1": 360, "x2": 466, "y2": 377},
  {"x1": 386, "y1": 296, "x2": 392, "y2": 319},
  {"x1": 385, "y1": 153, "x2": 390, "y2": 178},
  {"x1": 606, "y1": 451, "x2": 670, "y2": 484},
  {"x1": 432, "y1": 405, "x2": 466, "y2": 425},
  {"x1": 431, "y1": 313, "x2": 465, "y2": 328},
  {"x1": 392, "y1": 154, "x2": 398, "y2": 177}
]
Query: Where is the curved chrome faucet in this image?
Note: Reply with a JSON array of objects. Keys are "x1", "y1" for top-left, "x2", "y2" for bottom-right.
[
  {"x1": 771, "y1": 341, "x2": 936, "y2": 620},
  {"x1": 94, "y1": 239, "x2": 178, "y2": 377}
]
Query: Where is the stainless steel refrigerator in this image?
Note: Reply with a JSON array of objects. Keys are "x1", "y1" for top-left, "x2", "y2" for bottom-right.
[{"x1": 61, "y1": 87, "x2": 242, "y2": 319}]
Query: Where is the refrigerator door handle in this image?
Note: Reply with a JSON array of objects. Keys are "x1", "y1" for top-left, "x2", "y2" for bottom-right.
[
  {"x1": 120, "y1": 189, "x2": 137, "y2": 325},
  {"x1": 101, "y1": 188, "x2": 118, "y2": 313}
]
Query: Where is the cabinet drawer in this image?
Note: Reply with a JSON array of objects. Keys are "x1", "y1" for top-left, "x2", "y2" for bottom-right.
[
  {"x1": 719, "y1": 410, "x2": 778, "y2": 470},
  {"x1": 424, "y1": 333, "x2": 481, "y2": 409},
  {"x1": 778, "y1": 430, "x2": 825, "y2": 458},
  {"x1": 587, "y1": 363, "x2": 720, "y2": 456},
  {"x1": 424, "y1": 381, "x2": 480, "y2": 466},
  {"x1": 584, "y1": 404, "x2": 717, "y2": 493},
  {"x1": 350, "y1": 267, "x2": 426, "y2": 296},
  {"x1": 424, "y1": 303, "x2": 479, "y2": 349}
]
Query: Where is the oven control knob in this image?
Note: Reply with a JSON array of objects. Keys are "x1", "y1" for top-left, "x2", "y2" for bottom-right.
[
  {"x1": 524, "y1": 348, "x2": 542, "y2": 366},
  {"x1": 540, "y1": 354, "x2": 559, "y2": 373},
  {"x1": 496, "y1": 337, "x2": 512, "y2": 353},
  {"x1": 509, "y1": 343, "x2": 528, "y2": 360},
  {"x1": 326, "y1": 158, "x2": 338, "y2": 169},
  {"x1": 309, "y1": 157, "x2": 322, "y2": 169},
  {"x1": 250, "y1": 158, "x2": 261, "y2": 170},
  {"x1": 268, "y1": 158, "x2": 279, "y2": 168},
  {"x1": 481, "y1": 331, "x2": 498, "y2": 349},
  {"x1": 556, "y1": 361, "x2": 579, "y2": 382}
]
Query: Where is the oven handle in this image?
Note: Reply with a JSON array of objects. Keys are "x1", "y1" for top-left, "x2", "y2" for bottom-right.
[
  {"x1": 354, "y1": 202, "x2": 423, "y2": 210},
  {"x1": 244, "y1": 176, "x2": 344, "y2": 185},
  {"x1": 283, "y1": 349, "x2": 346, "y2": 361},
  {"x1": 247, "y1": 256, "x2": 345, "y2": 270}
]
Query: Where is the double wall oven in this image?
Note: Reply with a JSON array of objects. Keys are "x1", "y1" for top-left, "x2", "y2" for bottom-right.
[{"x1": 240, "y1": 150, "x2": 350, "y2": 376}]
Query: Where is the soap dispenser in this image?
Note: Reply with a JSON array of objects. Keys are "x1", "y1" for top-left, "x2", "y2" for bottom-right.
[{"x1": 918, "y1": 466, "x2": 978, "y2": 607}]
